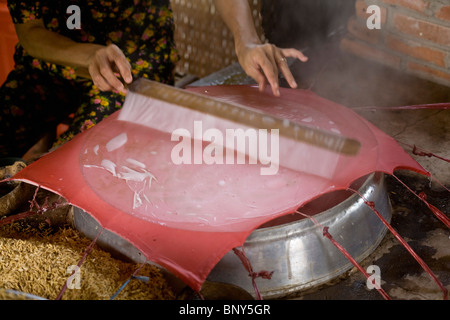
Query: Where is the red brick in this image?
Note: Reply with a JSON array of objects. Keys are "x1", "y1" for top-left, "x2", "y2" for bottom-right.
[
  {"x1": 407, "y1": 61, "x2": 450, "y2": 83},
  {"x1": 355, "y1": 0, "x2": 387, "y2": 25},
  {"x1": 380, "y1": 0, "x2": 429, "y2": 13},
  {"x1": 436, "y1": 5, "x2": 450, "y2": 22},
  {"x1": 340, "y1": 37, "x2": 402, "y2": 69},
  {"x1": 347, "y1": 16, "x2": 382, "y2": 45},
  {"x1": 393, "y1": 13, "x2": 450, "y2": 46},
  {"x1": 385, "y1": 34, "x2": 446, "y2": 67}
]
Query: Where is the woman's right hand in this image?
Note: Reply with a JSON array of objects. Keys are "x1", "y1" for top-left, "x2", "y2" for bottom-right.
[
  {"x1": 15, "y1": 19, "x2": 132, "y2": 93},
  {"x1": 87, "y1": 44, "x2": 133, "y2": 93}
]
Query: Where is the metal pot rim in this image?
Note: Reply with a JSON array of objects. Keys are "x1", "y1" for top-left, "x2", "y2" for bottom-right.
[{"x1": 247, "y1": 172, "x2": 379, "y2": 240}]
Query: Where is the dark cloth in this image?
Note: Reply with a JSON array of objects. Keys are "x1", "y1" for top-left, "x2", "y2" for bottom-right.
[{"x1": 1, "y1": 0, "x2": 179, "y2": 157}]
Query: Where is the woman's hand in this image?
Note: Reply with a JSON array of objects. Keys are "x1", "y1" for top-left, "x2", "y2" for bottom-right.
[
  {"x1": 236, "y1": 43, "x2": 308, "y2": 96},
  {"x1": 15, "y1": 19, "x2": 132, "y2": 93},
  {"x1": 87, "y1": 44, "x2": 133, "y2": 93},
  {"x1": 213, "y1": 0, "x2": 307, "y2": 96}
]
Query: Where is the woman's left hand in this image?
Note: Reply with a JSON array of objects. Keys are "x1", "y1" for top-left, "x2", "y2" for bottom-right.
[{"x1": 236, "y1": 43, "x2": 308, "y2": 97}]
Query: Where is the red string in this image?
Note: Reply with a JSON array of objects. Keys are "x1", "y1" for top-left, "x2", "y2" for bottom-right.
[
  {"x1": 412, "y1": 145, "x2": 450, "y2": 163},
  {"x1": 425, "y1": 174, "x2": 450, "y2": 194},
  {"x1": 354, "y1": 102, "x2": 450, "y2": 110},
  {"x1": 393, "y1": 174, "x2": 450, "y2": 229},
  {"x1": 398, "y1": 142, "x2": 450, "y2": 164},
  {"x1": 232, "y1": 247, "x2": 274, "y2": 300},
  {"x1": 0, "y1": 187, "x2": 40, "y2": 227},
  {"x1": 418, "y1": 192, "x2": 450, "y2": 229},
  {"x1": 110, "y1": 262, "x2": 147, "y2": 300},
  {"x1": 295, "y1": 210, "x2": 391, "y2": 300},
  {"x1": 0, "y1": 185, "x2": 66, "y2": 227},
  {"x1": 0, "y1": 210, "x2": 39, "y2": 227},
  {"x1": 55, "y1": 228, "x2": 103, "y2": 300},
  {"x1": 349, "y1": 187, "x2": 448, "y2": 300}
]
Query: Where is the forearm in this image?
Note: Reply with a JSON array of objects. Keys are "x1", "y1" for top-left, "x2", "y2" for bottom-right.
[
  {"x1": 213, "y1": 0, "x2": 261, "y2": 54},
  {"x1": 14, "y1": 19, "x2": 103, "y2": 70},
  {"x1": 213, "y1": 0, "x2": 307, "y2": 96},
  {"x1": 14, "y1": 19, "x2": 131, "y2": 91}
]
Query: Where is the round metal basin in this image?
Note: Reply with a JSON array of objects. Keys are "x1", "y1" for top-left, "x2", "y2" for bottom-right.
[
  {"x1": 207, "y1": 172, "x2": 391, "y2": 298},
  {"x1": 72, "y1": 172, "x2": 391, "y2": 299}
]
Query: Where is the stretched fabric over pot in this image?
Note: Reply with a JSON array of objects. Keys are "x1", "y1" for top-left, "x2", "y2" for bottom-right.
[{"x1": 9, "y1": 85, "x2": 427, "y2": 291}]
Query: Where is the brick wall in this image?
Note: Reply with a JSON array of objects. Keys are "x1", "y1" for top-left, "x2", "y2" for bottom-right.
[
  {"x1": 341, "y1": 0, "x2": 450, "y2": 87},
  {"x1": 172, "y1": 0, "x2": 265, "y2": 78}
]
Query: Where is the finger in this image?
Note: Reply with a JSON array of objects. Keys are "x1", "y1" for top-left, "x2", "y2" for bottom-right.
[
  {"x1": 275, "y1": 52, "x2": 297, "y2": 89},
  {"x1": 246, "y1": 66, "x2": 267, "y2": 93},
  {"x1": 89, "y1": 63, "x2": 113, "y2": 91},
  {"x1": 109, "y1": 45, "x2": 133, "y2": 84},
  {"x1": 256, "y1": 47, "x2": 280, "y2": 96},
  {"x1": 280, "y1": 48, "x2": 308, "y2": 62},
  {"x1": 97, "y1": 56, "x2": 126, "y2": 92}
]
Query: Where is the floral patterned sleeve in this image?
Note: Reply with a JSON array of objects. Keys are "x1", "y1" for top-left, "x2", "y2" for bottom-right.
[{"x1": 7, "y1": 1, "x2": 42, "y2": 24}]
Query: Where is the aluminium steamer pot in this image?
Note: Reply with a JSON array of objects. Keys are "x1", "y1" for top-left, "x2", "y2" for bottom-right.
[
  {"x1": 72, "y1": 172, "x2": 391, "y2": 299},
  {"x1": 207, "y1": 172, "x2": 391, "y2": 298}
]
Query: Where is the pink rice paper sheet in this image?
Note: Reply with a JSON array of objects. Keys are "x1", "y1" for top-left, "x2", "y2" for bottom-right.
[{"x1": 8, "y1": 85, "x2": 428, "y2": 291}]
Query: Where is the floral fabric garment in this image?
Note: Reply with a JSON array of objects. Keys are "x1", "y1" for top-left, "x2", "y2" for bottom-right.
[{"x1": 1, "y1": 0, "x2": 179, "y2": 157}]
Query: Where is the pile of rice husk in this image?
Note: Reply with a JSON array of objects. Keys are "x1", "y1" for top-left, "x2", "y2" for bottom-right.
[{"x1": 0, "y1": 221, "x2": 176, "y2": 300}]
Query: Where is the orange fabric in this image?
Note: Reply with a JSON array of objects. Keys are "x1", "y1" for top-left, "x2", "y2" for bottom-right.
[{"x1": 0, "y1": 1, "x2": 18, "y2": 85}]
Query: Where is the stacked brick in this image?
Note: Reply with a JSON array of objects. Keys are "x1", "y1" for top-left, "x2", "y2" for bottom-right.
[{"x1": 341, "y1": 0, "x2": 450, "y2": 87}]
